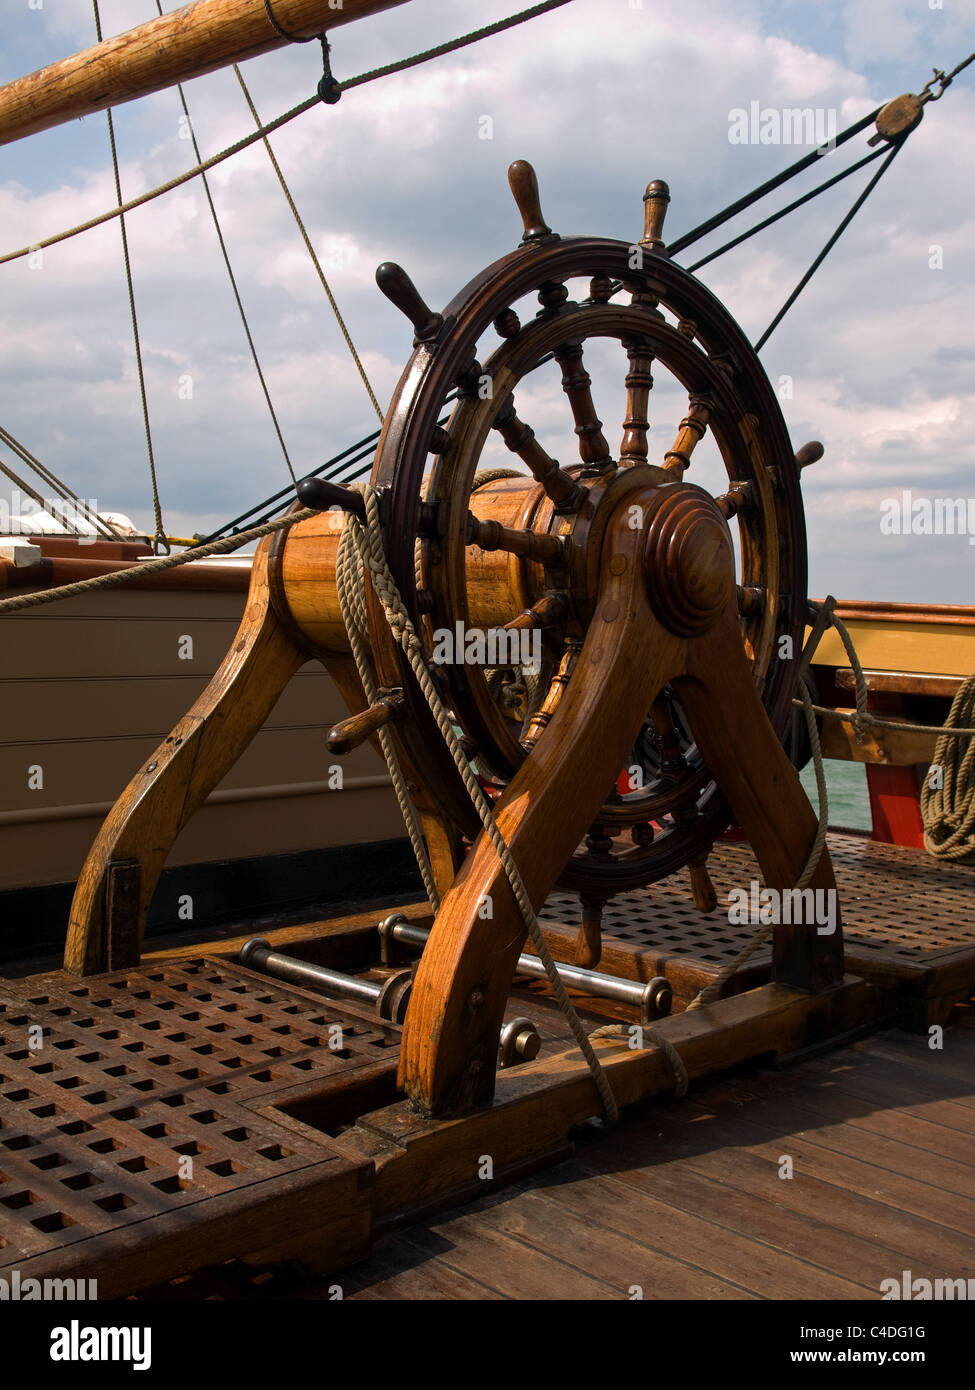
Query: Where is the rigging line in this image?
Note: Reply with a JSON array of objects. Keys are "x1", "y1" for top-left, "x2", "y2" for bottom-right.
[
  {"x1": 668, "y1": 107, "x2": 882, "y2": 258},
  {"x1": 92, "y1": 0, "x2": 165, "y2": 549},
  {"x1": 0, "y1": 0, "x2": 577, "y2": 269},
  {"x1": 687, "y1": 145, "x2": 887, "y2": 273},
  {"x1": 0, "y1": 423, "x2": 117, "y2": 538},
  {"x1": 232, "y1": 64, "x2": 383, "y2": 422},
  {"x1": 151, "y1": 3, "x2": 297, "y2": 485},
  {"x1": 754, "y1": 139, "x2": 903, "y2": 352},
  {"x1": 0, "y1": 456, "x2": 86, "y2": 536}
]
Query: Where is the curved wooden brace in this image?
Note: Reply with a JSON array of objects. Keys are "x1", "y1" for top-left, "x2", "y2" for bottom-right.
[
  {"x1": 399, "y1": 484, "x2": 844, "y2": 1116},
  {"x1": 63, "y1": 538, "x2": 312, "y2": 975}
]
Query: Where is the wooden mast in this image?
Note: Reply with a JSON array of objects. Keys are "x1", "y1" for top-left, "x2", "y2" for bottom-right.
[{"x1": 0, "y1": 0, "x2": 410, "y2": 148}]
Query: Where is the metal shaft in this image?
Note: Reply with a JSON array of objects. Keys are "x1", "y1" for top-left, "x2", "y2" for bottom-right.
[
  {"x1": 384, "y1": 919, "x2": 671, "y2": 1020},
  {"x1": 241, "y1": 937, "x2": 379, "y2": 1005}
]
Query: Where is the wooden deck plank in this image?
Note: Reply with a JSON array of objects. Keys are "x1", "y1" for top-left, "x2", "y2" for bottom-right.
[
  {"x1": 525, "y1": 1166, "x2": 871, "y2": 1298},
  {"x1": 699, "y1": 1075, "x2": 975, "y2": 1186},
  {"x1": 393, "y1": 1217, "x2": 625, "y2": 1300},
  {"x1": 454, "y1": 1183, "x2": 760, "y2": 1300},
  {"x1": 620, "y1": 1103, "x2": 975, "y2": 1270},
  {"x1": 650, "y1": 1097, "x2": 975, "y2": 1241},
  {"x1": 801, "y1": 1053, "x2": 975, "y2": 1135},
  {"x1": 571, "y1": 1138, "x2": 916, "y2": 1292},
  {"x1": 861, "y1": 1036, "x2": 975, "y2": 1090},
  {"x1": 340, "y1": 1245, "x2": 506, "y2": 1301}
]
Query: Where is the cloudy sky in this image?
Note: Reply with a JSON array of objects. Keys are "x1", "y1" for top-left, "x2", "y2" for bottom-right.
[{"x1": 0, "y1": 0, "x2": 971, "y2": 602}]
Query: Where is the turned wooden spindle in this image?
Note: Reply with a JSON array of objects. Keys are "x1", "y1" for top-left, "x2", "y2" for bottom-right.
[
  {"x1": 508, "y1": 159, "x2": 553, "y2": 243},
  {"x1": 375, "y1": 262, "x2": 444, "y2": 344},
  {"x1": 466, "y1": 514, "x2": 564, "y2": 564},
  {"x1": 620, "y1": 337, "x2": 654, "y2": 466},
  {"x1": 327, "y1": 689, "x2": 405, "y2": 755},
  {"x1": 589, "y1": 274, "x2": 614, "y2": 303},
  {"x1": 503, "y1": 591, "x2": 567, "y2": 632},
  {"x1": 494, "y1": 308, "x2": 521, "y2": 338},
  {"x1": 795, "y1": 440, "x2": 824, "y2": 471},
  {"x1": 663, "y1": 396, "x2": 711, "y2": 475},
  {"x1": 688, "y1": 852, "x2": 718, "y2": 914},
  {"x1": 492, "y1": 398, "x2": 586, "y2": 512},
  {"x1": 640, "y1": 178, "x2": 671, "y2": 250},
  {"x1": 576, "y1": 896, "x2": 604, "y2": 970},
  {"x1": 521, "y1": 640, "x2": 580, "y2": 751},
  {"x1": 554, "y1": 341, "x2": 614, "y2": 473}
]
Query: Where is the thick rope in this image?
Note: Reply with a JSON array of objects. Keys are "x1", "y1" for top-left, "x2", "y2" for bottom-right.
[
  {"x1": 231, "y1": 66, "x2": 383, "y2": 422},
  {"x1": 336, "y1": 518, "x2": 441, "y2": 912},
  {"x1": 920, "y1": 675, "x2": 975, "y2": 861},
  {"x1": 0, "y1": 509, "x2": 316, "y2": 615},
  {"x1": 340, "y1": 485, "x2": 619, "y2": 1125},
  {"x1": 93, "y1": 0, "x2": 165, "y2": 550},
  {"x1": 0, "y1": 1, "x2": 576, "y2": 269}
]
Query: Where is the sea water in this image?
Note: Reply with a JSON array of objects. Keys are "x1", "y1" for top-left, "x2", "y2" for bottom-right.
[{"x1": 799, "y1": 758, "x2": 872, "y2": 833}]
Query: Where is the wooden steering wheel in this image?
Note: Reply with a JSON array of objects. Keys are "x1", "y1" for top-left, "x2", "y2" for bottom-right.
[
  {"x1": 328, "y1": 161, "x2": 843, "y2": 1115},
  {"x1": 363, "y1": 162, "x2": 808, "y2": 935},
  {"x1": 63, "y1": 161, "x2": 842, "y2": 1119}
]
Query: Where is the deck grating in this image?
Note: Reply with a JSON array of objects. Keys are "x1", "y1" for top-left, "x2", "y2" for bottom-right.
[
  {"x1": 0, "y1": 958, "x2": 391, "y2": 1269},
  {"x1": 541, "y1": 831, "x2": 975, "y2": 969}
]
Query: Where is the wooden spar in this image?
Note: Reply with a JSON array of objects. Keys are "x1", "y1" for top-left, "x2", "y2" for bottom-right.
[{"x1": 0, "y1": 0, "x2": 410, "y2": 148}]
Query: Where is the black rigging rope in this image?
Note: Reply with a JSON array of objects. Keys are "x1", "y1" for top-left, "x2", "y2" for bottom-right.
[
  {"x1": 92, "y1": 0, "x2": 165, "y2": 550},
  {"x1": 151, "y1": 0, "x2": 298, "y2": 485},
  {"x1": 754, "y1": 139, "x2": 903, "y2": 351}
]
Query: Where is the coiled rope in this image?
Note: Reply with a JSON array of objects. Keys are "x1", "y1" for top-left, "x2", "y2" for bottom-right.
[{"x1": 920, "y1": 676, "x2": 975, "y2": 861}]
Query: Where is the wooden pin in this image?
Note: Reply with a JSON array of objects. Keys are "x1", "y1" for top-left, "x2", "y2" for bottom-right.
[
  {"x1": 508, "y1": 159, "x2": 553, "y2": 243},
  {"x1": 795, "y1": 440, "x2": 824, "y2": 470},
  {"x1": 375, "y1": 262, "x2": 444, "y2": 344},
  {"x1": 327, "y1": 689, "x2": 405, "y2": 755},
  {"x1": 688, "y1": 853, "x2": 717, "y2": 914},
  {"x1": 296, "y1": 476, "x2": 366, "y2": 521},
  {"x1": 640, "y1": 179, "x2": 670, "y2": 250}
]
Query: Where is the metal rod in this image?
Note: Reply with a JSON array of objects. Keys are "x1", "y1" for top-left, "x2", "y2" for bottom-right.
[
  {"x1": 241, "y1": 937, "x2": 380, "y2": 1006},
  {"x1": 385, "y1": 919, "x2": 671, "y2": 1019}
]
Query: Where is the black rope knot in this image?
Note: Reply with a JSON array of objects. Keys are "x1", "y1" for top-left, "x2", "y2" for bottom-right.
[
  {"x1": 263, "y1": 2, "x2": 342, "y2": 104},
  {"x1": 317, "y1": 38, "x2": 343, "y2": 105}
]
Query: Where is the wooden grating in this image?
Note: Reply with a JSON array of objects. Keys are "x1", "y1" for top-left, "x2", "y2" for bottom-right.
[
  {"x1": 541, "y1": 832, "x2": 975, "y2": 970},
  {"x1": 0, "y1": 957, "x2": 391, "y2": 1271}
]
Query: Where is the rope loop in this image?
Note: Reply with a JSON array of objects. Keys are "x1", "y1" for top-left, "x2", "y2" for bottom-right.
[{"x1": 263, "y1": 0, "x2": 319, "y2": 43}]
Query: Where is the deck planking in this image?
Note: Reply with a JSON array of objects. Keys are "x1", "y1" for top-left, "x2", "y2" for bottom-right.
[{"x1": 129, "y1": 1017, "x2": 975, "y2": 1300}]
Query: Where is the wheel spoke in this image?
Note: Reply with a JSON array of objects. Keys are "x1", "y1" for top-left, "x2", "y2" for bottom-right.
[
  {"x1": 521, "y1": 639, "x2": 580, "y2": 751},
  {"x1": 663, "y1": 394, "x2": 711, "y2": 476},
  {"x1": 492, "y1": 397, "x2": 585, "y2": 512},
  {"x1": 620, "y1": 336, "x2": 654, "y2": 466},
  {"x1": 554, "y1": 340, "x2": 614, "y2": 473}
]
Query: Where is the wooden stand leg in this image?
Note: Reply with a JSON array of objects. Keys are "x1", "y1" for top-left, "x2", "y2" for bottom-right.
[
  {"x1": 63, "y1": 539, "x2": 308, "y2": 975},
  {"x1": 676, "y1": 608, "x2": 844, "y2": 991}
]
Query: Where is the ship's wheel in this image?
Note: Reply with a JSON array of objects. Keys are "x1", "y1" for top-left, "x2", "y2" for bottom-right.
[{"x1": 355, "y1": 162, "x2": 809, "y2": 968}]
